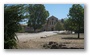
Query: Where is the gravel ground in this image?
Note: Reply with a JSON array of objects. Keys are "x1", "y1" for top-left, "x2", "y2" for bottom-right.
[
  {"x1": 16, "y1": 31, "x2": 57, "y2": 41},
  {"x1": 16, "y1": 31, "x2": 84, "y2": 49}
]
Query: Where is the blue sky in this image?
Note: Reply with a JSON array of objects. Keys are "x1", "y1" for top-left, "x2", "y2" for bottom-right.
[
  {"x1": 20, "y1": 4, "x2": 84, "y2": 25},
  {"x1": 44, "y1": 4, "x2": 84, "y2": 19}
]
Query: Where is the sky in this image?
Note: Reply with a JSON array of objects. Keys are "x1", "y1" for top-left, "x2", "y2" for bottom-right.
[
  {"x1": 20, "y1": 4, "x2": 84, "y2": 25},
  {"x1": 44, "y1": 4, "x2": 84, "y2": 19}
]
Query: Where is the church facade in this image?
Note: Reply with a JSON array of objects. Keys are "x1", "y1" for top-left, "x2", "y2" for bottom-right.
[{"x1": 42, "y1": 16, "x2": 58, "y2": 31}]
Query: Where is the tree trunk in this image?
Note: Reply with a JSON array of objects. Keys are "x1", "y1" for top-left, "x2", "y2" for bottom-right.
[{"x1": 78, "y1": 24, "x2": 80, "y2": 38}]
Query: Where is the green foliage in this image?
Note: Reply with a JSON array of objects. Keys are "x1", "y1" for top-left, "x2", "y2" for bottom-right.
[
  {"x1": 28, "y1": 4, "x2": 49, "y2": 31},
  {"x1": 55, "y1": 22, "x2": 64, "y2": 31},
  {"x1": 64, "y1": 18, "x2": 76, "y2": 31},
  {"x1": 17, "y1": 26, "x2": 25, "y2": 33},
  {"x1": 68, "y1": 4, "x2": 84, "y2": 38},
  {"x1": 69, "y1": 4, "x2": 84, "y2": 26},
  {"x1": 64, "y1": 18, "x2": 70, "y2": 30},
  {"x1": 4, "y1": 4, "x2": 24, "y2": 49}
]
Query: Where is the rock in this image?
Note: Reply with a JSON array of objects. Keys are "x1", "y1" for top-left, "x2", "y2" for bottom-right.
[
  {"x1": 50, "y1": 45, "x2": 58, "y2": 49},
  {"x1": 41, "y1": 37, "x2": 46, "y2": 38},
  {"x1": 43, "y1": 41, "x2": 67, "y2": 49},
  {"x1": 48, "y1": 42, "x2": 54, "y2": 45},
  {"x1": 53, "y1": 42, "x2": 58, "y2": 45}
]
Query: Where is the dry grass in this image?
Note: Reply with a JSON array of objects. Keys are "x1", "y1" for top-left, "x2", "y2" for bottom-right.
[{"x1": 16, "y1": 33, "x2": 84, "y2": 49}]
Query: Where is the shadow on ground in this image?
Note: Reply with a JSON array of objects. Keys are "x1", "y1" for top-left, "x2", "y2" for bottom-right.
[{"x1": 62, "y1": 37, "x2": 84, "y2": 40}]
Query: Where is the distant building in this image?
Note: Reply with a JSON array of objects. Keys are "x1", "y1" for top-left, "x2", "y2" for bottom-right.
[
  {"x1": 21, "y1": 16, "x2": 63, "y2": 32},
  {"x1": 42, "y1": 16, "x2": 58, "y2": 31}
]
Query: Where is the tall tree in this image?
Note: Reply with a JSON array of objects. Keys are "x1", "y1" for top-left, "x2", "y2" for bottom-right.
[
  {"x1": 4, "y1": 4, "x2": 25, "y2": 49},
  {"x1": 68, "y1": 4, "x2": 84, "y2": 38},
  {"x1": 28, "y1": 4, "x2": 49, "y2": 32}
]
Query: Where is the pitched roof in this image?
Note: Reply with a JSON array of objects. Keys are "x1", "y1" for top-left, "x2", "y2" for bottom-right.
[{"x1": 48, "y1": 15, "x2": 58, "y2": 20}]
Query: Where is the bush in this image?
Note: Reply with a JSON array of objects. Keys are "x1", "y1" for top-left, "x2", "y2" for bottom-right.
[{"x1": 4, "y1": 5, "x2": 23, "y2": 49}]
